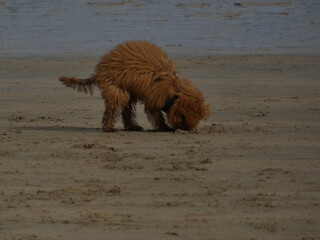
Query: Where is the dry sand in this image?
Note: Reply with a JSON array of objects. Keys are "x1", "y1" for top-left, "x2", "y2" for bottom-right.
[{"x1": 0, "y1": 54, "x2": 319, "y2": 239}]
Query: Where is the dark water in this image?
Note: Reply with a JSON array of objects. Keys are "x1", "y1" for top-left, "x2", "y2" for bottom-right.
[{"x1": 1, "y1": 0, "x2": 319, "y2": 57}]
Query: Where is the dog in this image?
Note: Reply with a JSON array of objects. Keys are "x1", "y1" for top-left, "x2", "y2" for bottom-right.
[{"x1": 59, "y1": 41, "x2": 210, "y2": 132}]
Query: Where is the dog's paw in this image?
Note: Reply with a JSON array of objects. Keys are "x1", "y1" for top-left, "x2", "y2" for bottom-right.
[{"x1": 102, "y1": 127, "x2": 117, "y2": 132}]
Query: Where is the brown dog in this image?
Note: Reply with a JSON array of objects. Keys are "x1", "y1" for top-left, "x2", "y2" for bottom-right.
[{"x1": 59, "y1": 41, "x2": 210, "y2": 132}]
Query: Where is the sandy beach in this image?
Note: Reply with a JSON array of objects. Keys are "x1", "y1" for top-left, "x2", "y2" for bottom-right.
[
  {"x1": 1, "y1": 0, "x2": 320, "y2": 239},
  {"x1": 1, "y1": 54, "x2": 319, "y2": 239}
]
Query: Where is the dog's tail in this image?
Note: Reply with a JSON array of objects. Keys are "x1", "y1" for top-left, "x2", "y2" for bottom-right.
[{"x1": 59, "y1": 75, "x2": 96, "y2": 95}]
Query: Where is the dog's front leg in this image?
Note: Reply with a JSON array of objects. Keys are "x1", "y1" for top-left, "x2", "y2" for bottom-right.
[
  {"x1": 122, "y1": 99, "x2": 143, "y2": 131},
  {"x1": 145, "y1": 108, "x2": 174, "y2": 132}
]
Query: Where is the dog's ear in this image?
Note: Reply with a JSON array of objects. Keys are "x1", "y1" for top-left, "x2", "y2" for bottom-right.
[{"x1": 170, "y1": 113, "x2": 185, "y2": 126}]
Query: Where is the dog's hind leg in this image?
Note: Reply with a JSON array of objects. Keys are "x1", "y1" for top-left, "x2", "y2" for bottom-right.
[
  {"x1": 101, "y1": 106, "x2": 117, "y2": 132},
  {"x1": 145, "y1": 109, "x2": 174, "y2": 132},
  {"x1": 101, "y1": 84, "x2": 130, "y2": 132},
  {"x1": 121, "y1": 98, "x2": 143, "y2": 131}
]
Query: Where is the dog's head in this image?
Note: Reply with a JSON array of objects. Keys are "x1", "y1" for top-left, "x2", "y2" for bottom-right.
[
  {"x1": 164, "y1": 91, "x2": 211, "y2": 130},
  {"x1": 144, "y1": 71, "x2": 181, "y2": 110}
]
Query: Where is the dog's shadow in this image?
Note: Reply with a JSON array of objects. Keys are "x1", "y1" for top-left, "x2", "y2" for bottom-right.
[
  {"x1": 15, "y1": 126, "x2": 158, "y2": 133},
  {"x1": 16, "y1": 126, "x2": 101, "y2": 133}
]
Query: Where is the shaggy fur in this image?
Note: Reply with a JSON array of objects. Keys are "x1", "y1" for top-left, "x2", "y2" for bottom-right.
[{"x1": 59, "y1": 41, "x2": 210, "y2": 132}]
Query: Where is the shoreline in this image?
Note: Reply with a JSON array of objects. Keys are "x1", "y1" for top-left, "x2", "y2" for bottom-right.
[{"x1": 2, "y1": 47, "x2": 320, "y2": 60}]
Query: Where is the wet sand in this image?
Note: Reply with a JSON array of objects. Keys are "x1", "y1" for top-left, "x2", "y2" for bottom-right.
[{"x1": 0, "y1": 54, "x2": 319, "y2": 239}]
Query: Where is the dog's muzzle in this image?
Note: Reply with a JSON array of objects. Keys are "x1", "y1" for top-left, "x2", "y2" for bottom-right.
[{"x1": 161, "y1": 95, "x2": 179, "y2": 113}]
